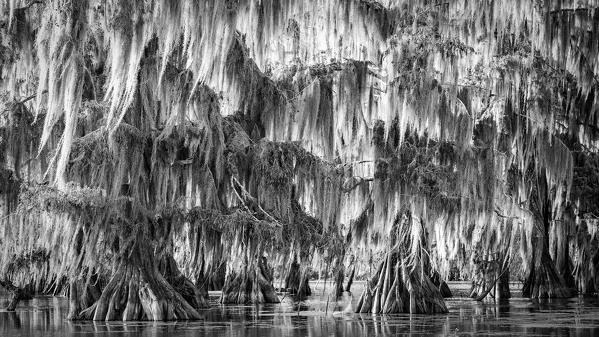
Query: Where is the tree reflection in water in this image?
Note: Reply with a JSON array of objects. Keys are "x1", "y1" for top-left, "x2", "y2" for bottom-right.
[{"x1": 1, "y1": 285, "x2": 599, "y2": 337}]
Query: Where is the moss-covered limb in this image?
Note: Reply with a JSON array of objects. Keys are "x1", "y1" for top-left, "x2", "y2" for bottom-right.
[
  {"x1": 0, "y1": 97, "x2": 44, "y2": 180},
  {"x1": 371, "y1": 121, "x2": 467, "y2": 209},
  {"x1": 223, "y1": 122, "x2": 337, "y2": 186},
  {"x1": 221, "y1": 35, "x2": 287, "y2": 137},
  {"x1": 236, "y1": 0, "x2": 397, "y2": 71}
]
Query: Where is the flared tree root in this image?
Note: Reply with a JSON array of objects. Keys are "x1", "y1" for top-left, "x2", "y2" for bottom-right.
[
  {"x1": 71, "y1": 255, "x2": 202, "y2": 321},
  {"x1": 355, "y1": 252, "x2": 447, "y2": 314},
  {"x1": 523, "y1": 248, "x2": 573, "y2": 298},
  {"x1": 220, "y1": 256, "x2": 279, "y2": 304},
  {"x1": 160, "y1": 255, "x2": 209, "y2": 309}
]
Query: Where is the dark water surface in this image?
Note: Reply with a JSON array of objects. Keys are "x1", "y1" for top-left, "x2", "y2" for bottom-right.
[{"x1": 1, "y1": 281, "x2": 599, "y2": 336}]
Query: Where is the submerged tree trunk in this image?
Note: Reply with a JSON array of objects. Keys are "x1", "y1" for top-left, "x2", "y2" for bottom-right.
[
  {"x1": 354, "y1": 252, "x2": 447, "y2": 314},
  {"x1": 221, "y1": 255, "x2": 279, "y2": 304},
  {"x1": 284, "y1": 259, "x2": 311, "y2": 300}
]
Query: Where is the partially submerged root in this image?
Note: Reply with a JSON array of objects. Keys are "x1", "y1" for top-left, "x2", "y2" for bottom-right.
[
  {"x1": 220, "y1": 256, "x2": 279, "y2": 304},
  {"x1": 355, "y1": 252, "x2": 447, "y2": 314}
]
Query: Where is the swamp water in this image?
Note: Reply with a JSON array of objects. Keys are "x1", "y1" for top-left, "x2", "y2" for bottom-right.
[{"x1": 1, "y1": 281, "x2": 599, "y2": 336}]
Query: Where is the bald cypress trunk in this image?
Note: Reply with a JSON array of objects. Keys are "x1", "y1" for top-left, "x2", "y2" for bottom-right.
[
  {"x1": 284, "y1": 259, "x2": 311, "y2": 300},
  {"x1": 354, "y1": 252, "x2": 447, "y2": 314},
  {"x1": 522, "y1": 242, "x2": 572, "y2": 299},
  {"x1": 73, "y1": 241, "x2": 202, "y2": 321},
  {"x1": 221, "y1": 255, "x2": 279, "y2": 304},
  {"x1": 523, "y1": 214, "x2": 573, "y2": 299}
]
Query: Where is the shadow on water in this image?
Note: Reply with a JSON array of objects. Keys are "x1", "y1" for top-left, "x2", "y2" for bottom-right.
[{"x1": 1, "y1": 282, "x2": 599, "y2": 336}]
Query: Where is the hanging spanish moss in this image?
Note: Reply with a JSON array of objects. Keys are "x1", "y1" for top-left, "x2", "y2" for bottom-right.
[{"x1": 0, "y1": 0, "x2": 598, "y2": 325}]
